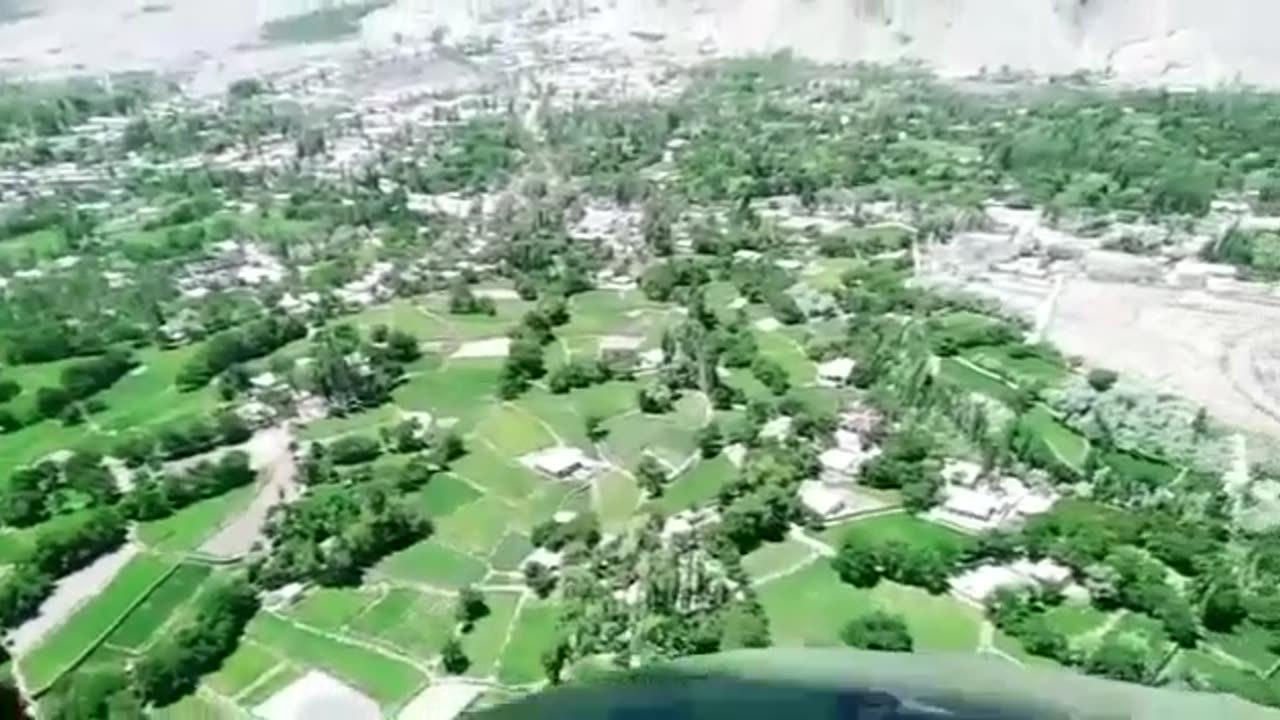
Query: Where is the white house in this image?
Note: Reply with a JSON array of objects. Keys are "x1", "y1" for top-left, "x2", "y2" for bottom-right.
[
  {"x1": 819, "y1": 447, "x2": 864, "y2": 481},
  {"x1": 798, "y1": 480, "x2": 851, "y2": 520},
  {"x1": 522, "y1": 446, "x2": 595, "y2": 480},
  {"x1": 816, "y1": 357, "x2": 856, "y2": 387}
]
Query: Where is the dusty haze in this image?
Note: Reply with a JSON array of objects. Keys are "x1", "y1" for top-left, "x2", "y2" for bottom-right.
[{"x1": 1, "y1": 0, "x2": 1280, "y2": 89}]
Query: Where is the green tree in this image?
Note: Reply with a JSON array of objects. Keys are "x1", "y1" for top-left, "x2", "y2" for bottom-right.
[
  {"x1": 840, "y1": 611, "x2": 913, "y2": 652},
  {"x1": 636, "y1": 455, "x2": 669, "y2": 497},
  {"x1": 441, "y1": 637, "x2": 470, "y2": 674},
  {"x1": 1085, "y1": 639, "x2": 1147, "y2": 683},
  {"x1": 455, "y1": 586, "x2": 489, "y2": 628},
  {"x1": 833, "y1": 535, "x2": 881, "y2": 588},
  {"x1": 697, "y1": 421, "x2": 724, "y2": 458}
]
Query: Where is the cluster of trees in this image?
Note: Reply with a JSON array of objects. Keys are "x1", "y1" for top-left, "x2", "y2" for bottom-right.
[
  {"x1": 832, "y1": 532, "x2": 960, "y2": 595},
  {"x1": 120, "y1": 452, "x2": 257, "y2": 522},
  {"x1": 0, "y1": 508, "x2": 126, "y2": 628},
  {"x1": 840, "y1": 611, "x2": 913, "y2": 652},
  {"x1": 858, "y1": 429, "x2": 943, "y2": 513},
  {"x1": 716, "y1": 444, "x2": 810, "y2": 553},
  {"x1": 531, "y1": 512, "x2": 601, "y2": 552},
  {"x1": 134, "y1": 578, "x2": 259, "y2": 706},
  {"x1": 395, "y1": 117, "x2": 523, "y2": 193},
  {"x1": 309, "y1": 323, "x2": 413, "y2": 415},
  {"x1": 548, "y1": 357, "x2": 614, "y2": 395},
  {"x1": 498, "y1": 298, "x2": 570, "y2": 399},
  {"x1": 28, "y1": 349, "x2": 137, "y2": 425},
  {"x1": 176, "y1": 315, "x2": 307, "y2": 390},
  {"x1": 0, "y1": 78, "x2": 153, "y2": 141},
  {"x1": 0, "y1": 451, "x2": 118, "y2": 526},
  {"x1": 251, "y1": 479, "x2": 429, "y2": 588},
  {"x1": 299, "y1": 428, "x2": 463, "y2": 488},
  {"x1": 111, "y1": 409, "x2": 252, "y2": 466},
  {"x1": 447, "y1": 282, "x2": 497, "y2": 316}
]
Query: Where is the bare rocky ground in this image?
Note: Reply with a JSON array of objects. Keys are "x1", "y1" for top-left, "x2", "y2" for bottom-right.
[
  {"x1": 198, "y1": 425, "x2": 300, "y2": 560},
  {"x1": 4, "y1": 0, "x2": 1280, "y2": 92}
]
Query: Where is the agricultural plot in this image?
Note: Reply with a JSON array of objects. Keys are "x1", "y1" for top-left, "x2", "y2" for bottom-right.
[
  {"x1": 937, "y1": 357, "x2": 1020, "y2": 405},
  {"x1": 595, "y1": 470, "x2": 641, "y2": 533},
  {"x1": 757, "y1": 561, "x2": 981, "y2": 652},
  {"x1": 1043, "y1": 602, "x2": 1110, "y2": 641},
  {"x1": 498, "y1": 600, "x2": 562, "y2": 685},
  {"x1": 413, "y1": 473, "x2": 484, "y2": 519},
  {"x1": 1100, "y1": 448, "x2": 1180, "y2": 486},
  {"x1": 434, "y1": 497, "x2": 520, "y2": 556},
  {"x1": 754, "y1": 330, "x2": 817, "y2": 386},
  {"x1": 741, "y1": 538, "x2": 816, "y2": 581},
  {"x1": 150, "y1": 692, "x2": 236, "y2": 720},
  {"x1": 1208, "y1": 622, "x2": 1280, "y2": 673},
  {"x1": 348, "y1": 588, "x2": 455, "y2": 659},
  {"x1": 238, "y1": 664, "x2": 305, "y2": 708},
  {"x1": 285, "y1": 588, "x2": 380, "y2": 632},
  {"x1": 418, "y1": 295, "x2": 532, "y2": 339},
  {"x1": 374, "y1": 539, "x2": 488, "y2": 589},
  {"x1": 1102, "y1": 612, "x2": 1174, "y2": 672},
  {"x1": 20, "y1": 554, "x2": 174, "y2": 692},
  {"x1": 563, "y1": 290, "x2": 659, "y2": 337},
  {"x1": 603, "y1": 394, "x2": 707, "y2": 470},
  {"x1": 88, "y1": 344, "x2": 220, "y2": 433},
  {"x1": 449, "y1": 443, "x2": 543, "y2": 500},
  {"x1": 1019, "y1": 405, "x2": 1090, "y2": 470},
  {"x1": 652, "y1": 455, "x2": 736, "y2": 515},
  {"x1": 393, "y1": 358, "x2": 504, "y2": 431},
  {"x1": 298, "y1": 404, "x2": 401, "y2": 442},
  {"x1": 206, "y1": 640, "x2": 284, "y2": 698},
  {"x1": 106, "y1": 562, "x2": 212, "y2": 650},
  {"x1": 248, "y1": 613, "x2": 426, "y2": 709},
  {"x1": 963, "y1": 345, "x2": 1067, "y2": 388},
  {"x1": 137, "y1": 483, "x2": 257, "y2": 553},
  {"x1": 348, "y1": 299, "x2": 453, "y2": 341},
  {"x1": 1173, "y1": 650, "x2": 1280, "y2": 707},
  {"x1": 819, "y1": 512, "x2": 972, "y2": 555},
  {"x1": 473, "y1": 405, "x2": 558, "y2": 458},
  {"x1": 489, "y1": 533, "x2": 535, "y2": 572},
  {"x1": 462, "y1": 592, "x2": 522, "y2": 678}
]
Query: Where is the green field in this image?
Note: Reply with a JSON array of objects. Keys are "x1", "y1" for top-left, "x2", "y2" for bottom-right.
[
  {"x1": 1043, "y1": 602, "x2": 1110, "y2": 640},
  {"x1": 463, "y1": 592, "x2": 522, "y2": 677},
  {"x1": 489, "y1": 532, "x2": 534, "y2": 572},
  {"x1": 137, "y1": 483, "x2": 257, "y2": 553},
  {"x1": 206, "y1": 640, "x2": 284, "y2": 698},
  {"x1": 21, "y1": 554, "x2": 174, "y2": 692},
  {"x1": 819, "y1": 512, "x2": 971, "y2": 554},
  {"x1": 595, "y1": 470, "x2": 640, "y2": 533},
  {"x1": 434, "y1": 497, "x2": 518, "y2": 556},
  {"x1": 393, "y1": 359, "x2": 503, "y2": 432},
  {"x1": 239, "y1": 664, "x2": 306, "y2": 707},
  {"x1": 742, "y1": 539, "x2": 816, "y2": 581},
  {"x1": 1175, "y1": 650, "x2": 1280, "y2": 707},
  {"x1": 449, "y1": 444, "x2": 542, "y2": 500},
  {"x1": 1020, "y1": 405, "x2": 1090, "y2": 470},
  {"x1": 498, "y1": 599, "x2": 562, "y2": 685},
  {"x1": 375, "y1": 539, "x2": 488, "y2": 589},
  {"x1": 1209, "y1": 622, "x2": 1280, "y2": 673},
  {"x1": 348, "y1": 588, "x2": 455, "y2": 659},
  {"x1": 754, "y1": 330, "x2": 817, "y2": 386},
  {"x1": 1101, "y1": 448, "x2": 1180, "y2": 486},
  {"x1": 413, "y1": 473, "x2": 484, "y2": 519},
  {"x1": 474, "y1": 405, "x2": 558, "y2": 458},
  {"x1": 150, "y1": 692, "x2": 237, "y2": 720},
  {"x1": 653, "y1": 456, "x2": 736, "y2": 514},
  {"x1": 963, "y1": 345, "x2": 1066, "y2": 387},
  {"x1": 88, "y1": 344, "x2": 220, "y2": 433},
  {"x1": 248, "y1": 613, "x2": 426, "y2": 708},
  {"x1": 757, "y1": 561, "x2": 981, "y2": 652},
  {"x1": 286, "y1": 588, "x2": 380, "y2": 632},
  {"x1": 937, "y1": 357, "x2": 1020, "y2": 405},
  {"x1": 1102, "y1": 612, "x2": 1172, "y2": 670},
  {"x1": 106, "y1": 563, "x2": 212, "y2": 650},
  {"x1": 299, "y1": 404, "x2": 401, "y2": 441}
]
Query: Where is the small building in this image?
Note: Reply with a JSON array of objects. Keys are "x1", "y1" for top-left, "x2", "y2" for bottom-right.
[
  {"x1": 819, "y1": 447, "x2": 864, "y2": 481},
  {"x1": 816, "y1": 358, "x2": 856, "y2": 387},
  {"x1": 522, "y1": 446, "x2": 595, "y2": 480},
  {"x1": 950, "y1": 564, "x2": 1034, "y2": 603},
  {"x1": 760, "y1": 416, "x2": 792, "y2": 441},
  {"x1": 798, "y1": 480, "x2": 851, "y2": 520},
  {"x1": 254, "y1": 671, "x2": 380, "y2": 720},
  {"x1": 522, "y1": 546, "x2": 564, "y2": 570}
]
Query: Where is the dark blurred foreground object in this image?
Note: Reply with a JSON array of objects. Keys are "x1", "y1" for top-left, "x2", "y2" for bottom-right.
[{"x1": 474, "y1": 649, "x2": 1280, "y2": 720}]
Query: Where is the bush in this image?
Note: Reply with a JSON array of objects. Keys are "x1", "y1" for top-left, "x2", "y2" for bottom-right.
[
  {"x1": 840, "y1": 611, "x2": 913, "y2": 652},
  {"x1": 328, "y1": 434, "x2": 383, "y2": 466},
  {"x1": 1087, "y1": 368, "x2": 1119, "y2": 392}
]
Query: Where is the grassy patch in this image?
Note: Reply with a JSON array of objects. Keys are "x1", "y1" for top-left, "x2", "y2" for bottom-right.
[
  {"x1": 963, "y1": 345, "x2": 1066, "y2": 387},
  {"x1": 1101, "y1": 448, "x2": 1180, "y2": 486},
  {"x1": 137, "y1": 483, "x2": 257, "y2": 553},
  {"x1": 1176, "y1": 650, "x2": 1279, "y2": 706},
  {"x1": 819, "y1": 513, "x2": 971, "y2": 555},
  {"x1": 1208, "y1": 622, "x2": 1280, "y2": 673},
  {"x1": 88, "y1": 344, "x2": 220, "y2": 434},
  {"x1": 1102, "y1": 612, "x2": 1172, "y2": 669},
  {"x1": 106, "y1": 562, "x2": 212, "y2": 650},
  {"x1": 754, "y1": 331, "x2": 816, "y2": 385},
  {"x1": 348, "y1": 588, "x2": 455, "y2": 659},
  {"x1": 653, "y1": 456, "x2": 736, "y2": 514},
  {"x1": 206, "y1": 640, "x2": 282, "y2": 698},
  {"x1": 603, "y1": 407, "x2": 701, "y2": 470},
  {"x1": 1020, "y1": 405, "x2": 1089, "y2": 470},
  {"x1": 490, "y1": 533, "x2": 534, "y2": 572},
  {"x1": 450, "y1": 443, "x2": 542, "y2": 500},
  {"x1": 434, "y1": 497, "x2": 518, "y2": 556},
  {"x1": 375, "y1": 539, "x2": 488, "y2": 589},
  {"x1": 937, "y1": 357, "x2": 1020, "y2": 404},
  {"x1": 21, "y1": 554, "x2": 174, "y2": 692},
  {"x1": 299, "y1": 404, "x2": 400, "y2": 441},
  {"x1": 348, "y1": 299, "x2": 452, "y2": 341},
  {"x1": 595, "y1": 470, "x2": 640, "y2": 534},
  {"x1": 393, "y1": 359, "x2": 502, "y2": 432},
  {"x1": 475, "y1": 405, "x2": 558, "y2": 458},
  {"x1": 413, "y1": 473, "x2": 483, "y2": 519},
  {"x1": 248, "y1": 613, "x2": 425, "y2": 708},
  {"x1": 758, "y1": 561, "x2": 981, "y2": 651},
  {"x1": 742, "y1": 539, "x2": 816, "y2": 581},
  {"x1": 1043, "y1": 602, "x2": 1110, "y2": 640},
  {"x1": 286, "y1": 588, "x2": 380, "y2": 632},
  {"x1": 498, "y1": 599, "x2": 562, "y2": 685},
  {"x1": 150, "y1": 693, "x2": 233, "y2": 720},
  {"x1": 462, "y1": 592, "x2": 521, "y2": 677}
]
